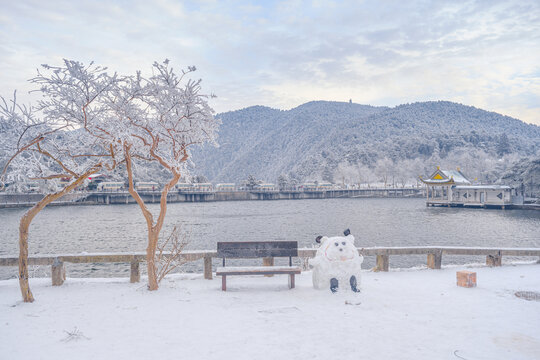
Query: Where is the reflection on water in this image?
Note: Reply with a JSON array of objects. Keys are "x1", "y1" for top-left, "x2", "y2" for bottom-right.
[{"x1": 0, "y1": 198, "x2": 538, "y2": 279}]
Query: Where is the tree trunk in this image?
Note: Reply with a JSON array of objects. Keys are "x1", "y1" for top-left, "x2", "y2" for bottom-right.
[
  {"x1": 124, "y1": 147, "x2": 181, "y2": 291},
  {"x1": 18, "y1": 168, "x2": 99, "y2": 302},
  {"x1": 144, "y1": 174, "x2": 180, "y2": 290},
  {"x1": 146, "y1": 230, "x2": 159, "y2": 290},
  {"x1": 19, "y1": 211, "x2": 35, "y2": 302}
]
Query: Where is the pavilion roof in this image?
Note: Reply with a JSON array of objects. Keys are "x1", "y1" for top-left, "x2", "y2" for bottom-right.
[{"x1": 420, "y1": 167, "x2": 471, "y2": 185}]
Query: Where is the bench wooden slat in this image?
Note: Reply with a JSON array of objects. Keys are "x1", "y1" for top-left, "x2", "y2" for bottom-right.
[
  {"x1": 216, "y1": 266, "x2": 302, "y2": 276},
  {"x1": 217, "y1": 241, "x2": 298, "y2": 258}
]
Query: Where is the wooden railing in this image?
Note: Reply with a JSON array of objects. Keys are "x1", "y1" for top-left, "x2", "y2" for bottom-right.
[{"x1": 1, "y1": 247, "x2": 538, "y2": 286}]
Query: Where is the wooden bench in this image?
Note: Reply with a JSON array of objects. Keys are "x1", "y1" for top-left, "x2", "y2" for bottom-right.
[{"x1": 216, "y1": 241, "x2": 302, "y2": 291}]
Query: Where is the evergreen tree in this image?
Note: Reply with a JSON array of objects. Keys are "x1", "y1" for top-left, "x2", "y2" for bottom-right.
[{"x1": 496, "y1": 133, "x2": 511, "y2": 157}]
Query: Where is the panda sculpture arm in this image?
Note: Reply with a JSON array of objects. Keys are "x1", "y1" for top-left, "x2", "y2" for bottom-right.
[
  {"x1": 309, "y1": 256, "x2": 321, "y2": 268},
  {"x1": 309, "y1": 236, "x2": 328, "y2": 269}
]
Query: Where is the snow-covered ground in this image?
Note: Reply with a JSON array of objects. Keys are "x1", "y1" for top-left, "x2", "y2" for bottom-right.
[{"x1": 1, "y1": 263, "x2": 539, "y2": 360}]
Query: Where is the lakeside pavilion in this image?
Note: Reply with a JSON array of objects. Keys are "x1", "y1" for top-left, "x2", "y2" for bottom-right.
[{"x1": 420, "y1": 167, "x2": 513, "y2": 209}]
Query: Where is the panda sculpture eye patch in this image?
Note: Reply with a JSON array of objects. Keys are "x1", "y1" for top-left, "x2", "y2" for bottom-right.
[{"x1": 335, "y1": 242, "x2": 339, "y2": 246}]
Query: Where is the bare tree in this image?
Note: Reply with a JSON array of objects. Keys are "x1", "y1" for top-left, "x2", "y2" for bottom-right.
[
  {"x1": 4, "y1": 59, "x2": 218, "y2": 296},
  {"x1": 375, "y1": 157, "x2": 394, "y2": 188},
  {"x1": 356, "y1": 163, "x2": 373, "y2": 188},
  {"x1": 245, "y1": 174, "x2": 259, "y2": 190},
  {"x1": 107, "y1": 60, "x2": 219, "y2": 290},
  {"x1": 1, "y1": 82, "x2": 120, "y2": 302},
  {"x1": 277, "y1": 174, "x2": 289, "y2": 191}
]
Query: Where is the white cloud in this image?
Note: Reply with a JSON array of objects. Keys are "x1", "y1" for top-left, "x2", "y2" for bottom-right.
[{"x1": 0, "y1": 0, "x2": 539, "y2": 125}]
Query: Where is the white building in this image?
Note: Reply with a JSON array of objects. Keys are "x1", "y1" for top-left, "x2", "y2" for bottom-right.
[
  {"x1": 216, "y1": 183, "x2": 235, "y2": 191},
  {"x1": 420, "y1": 167, "x2": 514, "y2": 209}
]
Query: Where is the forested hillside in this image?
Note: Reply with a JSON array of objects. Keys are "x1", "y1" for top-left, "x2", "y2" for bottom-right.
[{"x1": 191, "y1": 101, "x2": 540, "y2": 186}]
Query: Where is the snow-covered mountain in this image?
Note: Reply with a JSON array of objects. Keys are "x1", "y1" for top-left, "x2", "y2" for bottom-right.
[{"x1": 191, "y1": 101, "x2": 540, "y2": 184}]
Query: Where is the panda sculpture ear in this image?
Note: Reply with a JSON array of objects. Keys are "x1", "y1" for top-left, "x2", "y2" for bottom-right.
[
  {"x1": 343, "y1": 228, "x2": 351, "y2": 236},
  {"x1": 315, "y1": 235, "x2": 323, "y2": 243}
]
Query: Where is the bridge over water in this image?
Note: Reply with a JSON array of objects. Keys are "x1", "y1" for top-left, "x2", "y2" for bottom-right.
[{"x1": 0, "y1": 187, "x2": 424, "y2": 208}]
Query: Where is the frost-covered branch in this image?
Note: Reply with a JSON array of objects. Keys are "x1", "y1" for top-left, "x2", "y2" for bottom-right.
[{"x1": 156, "y1": 225, "x2": 190, "y2": 283}]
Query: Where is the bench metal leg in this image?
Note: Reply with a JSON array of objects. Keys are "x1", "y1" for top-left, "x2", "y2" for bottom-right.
[
  {"x1": 222, "y1": 275, "x2": 227, "y2": 291},
  {"x1": 288, "y1": 274, "x2": 295, "y2": 289}
]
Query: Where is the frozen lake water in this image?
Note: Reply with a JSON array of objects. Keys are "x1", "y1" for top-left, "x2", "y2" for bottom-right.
[{"x1": 0, "y1": 198, "x2": 538, "y2": 278}]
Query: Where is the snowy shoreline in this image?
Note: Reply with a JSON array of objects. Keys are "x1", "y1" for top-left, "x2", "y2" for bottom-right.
[{"x1": 1, "y1": 263, "x2": 539, "y2": 359}]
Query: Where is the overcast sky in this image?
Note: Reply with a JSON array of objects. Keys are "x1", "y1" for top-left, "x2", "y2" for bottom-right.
[{"x1": 1, "y1": 0, "x2": 539, "y2": 125}]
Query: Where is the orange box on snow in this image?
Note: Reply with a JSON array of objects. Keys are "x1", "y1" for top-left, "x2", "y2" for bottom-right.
[{"x1": 457, "y1": 271, "x2": 476, "y2": 288}]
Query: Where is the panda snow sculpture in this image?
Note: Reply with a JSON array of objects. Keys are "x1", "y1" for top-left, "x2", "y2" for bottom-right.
[{"x1": 309, "y1": 229, "x2": 363, "y2": 293}]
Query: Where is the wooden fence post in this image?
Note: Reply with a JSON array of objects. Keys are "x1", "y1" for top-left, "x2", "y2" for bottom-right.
[
  {"x1": 51, "y1": 258, "x2": 65, "y2": 286},
  {"x1": 130, "y1": 260, "x2": 140, "y2": 283},
  {"x1": 204, "y1": 256, "x2": 213, "y2": 280},
  {"x1": 302, "y1": 257, "x2": 310, "y2": 271},
  {"x1": 263, "y1": 257, "x2": 274, "y2": 277},
  {"x1": 486, "y1": 254, "x2": 502, "y2": 267},
  {"x1": 427, "y1": 251, "x2": 442, "y2": 269},
  {"x1": 375, "y1": 255, "x2": 389, "y2": 272}
]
